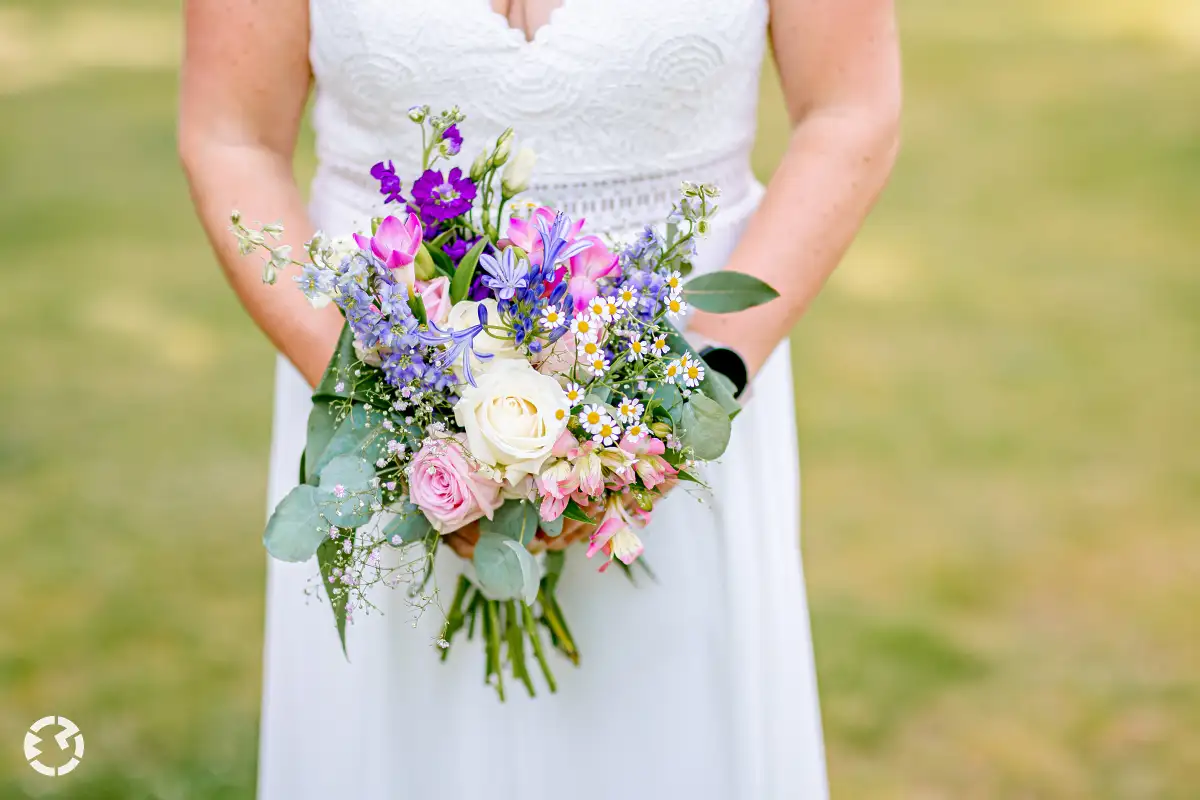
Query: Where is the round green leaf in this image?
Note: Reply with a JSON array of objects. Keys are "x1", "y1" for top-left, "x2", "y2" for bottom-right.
[
  {"x1": 264, "y1": 484, "x2": 328, "y2": 562},
  {"x1": 481, "y1": 499, "x2": 540, "y2": 546},
  {"x1": 681, "y1": 391, "x2": 733, "y2": 460},
  {"x1": 317, "y1": 454, "x2": 377, "y2": 527},
  {"x1": 473, "y1": 531, "x2": 535, "y2": 601}
]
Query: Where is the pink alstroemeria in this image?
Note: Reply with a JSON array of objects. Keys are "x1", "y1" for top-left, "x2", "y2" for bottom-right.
[
  {"x1": 586, "y1": 494, "x2": 646, "y2": 572},
  {"x1": 566, "y1": 235, "x2": 620, "y2": 313},
  {"x1": 535, "y1": 460, "x2": 578, "y2": 522},
  {"x1": 354, "y1": 212, "x2": 423, "y2": 284},
  {"x1": 619, "y1": 433, "x2": 677, "y2": 490},
  {"x1": 599, "y1": 446, "x2": 638, "y2": 490}
]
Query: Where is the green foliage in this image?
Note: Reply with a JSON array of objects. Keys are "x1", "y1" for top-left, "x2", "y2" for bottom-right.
[
  {"x1": 303, "y1": 399, "x2": 338, "y2": 484},
  {"x1": 263, "y1": 485, "x2": 327, "y2": 562},
  {"x1": 315, "y1": 454, "x2": 376, "y2": 527},
  {"x1": 481, "y1": 499, "x2": 540, "y2": 546},
  {"x1": 316, "y1": 538, "x2": 353, "y2": 655},
  {"x1": 382, "y1": 507, "x2": 433, "y2": 544},
  {"x1": 682, "y1": 271, "x2": 778, "y2": 312},
  {"x1": 681, "y1": 391, "x2": 732, "y2": 460},
  {"x1": 473, "y1": 532, "x2": 539, "y2": 603},
  {"x1": 450, "y1": 237, "x2": 489, "y2": 303}
]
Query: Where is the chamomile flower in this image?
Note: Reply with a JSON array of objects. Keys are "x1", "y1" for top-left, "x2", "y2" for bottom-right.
[
  {"x1": 586, "y1": 354, "x2": 611, "y2": 376},
  {"x1": 665, "y1": 270, "x2": 683, "y2": 293},
  {"x1": 616, "y1": 397, "x2": 644, "y2": 424},
  {"x1": 564, "y1": 381, "x2": 584, "y2": 404},
  {"x1": 665, "y1": 295, "x2": 688, "y2": 317},
  {"x1": 682, "y1": 360, "x2": 706, "y2": 387},
  {"x1": 593, "y1": 419, "x2": 622, "y2": 447},
  {"x1": 628, "y1": 339, "x2": 649, "y2": 360},
  {"x1": 554, "y1": 407, "x2": 568, "y2": 424},
  {"x1": 615, "y1": 286, "x2": 639, "y2": 308},
  {"x1": 540, "y1": 304, "x2": 566, "y2": 330},
  {"x1": 664, "y1": 359, "x2": 683, "y2": 384},
  {"x1": 587, "y1": 297, "x2": 608, "y2": 319},
  {"x1": 624, "y1": 421, "x2": 649, "y2": 442},
  {"x1": 570, "y1": 313, "x2": 601, "y2": 341},
  {"x1": 579, "y1": 404, "x2": 608, "y2": 433},
  {"x1": 577, "y1": 339, "x2": 602, "y2": 359},
  {"x1": 601, "y1": 297, "x2": 622, "y2": 322}
]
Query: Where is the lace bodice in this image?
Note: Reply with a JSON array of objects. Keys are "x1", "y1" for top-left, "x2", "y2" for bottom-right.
[{"x1": 309, "y1": 0, "x2": 769, "y2": 234}]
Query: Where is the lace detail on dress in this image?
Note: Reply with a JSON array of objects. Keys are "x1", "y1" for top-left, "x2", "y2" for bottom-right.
[{"x1": 307, "y1": 0, "x2": 769, "y2": 234}]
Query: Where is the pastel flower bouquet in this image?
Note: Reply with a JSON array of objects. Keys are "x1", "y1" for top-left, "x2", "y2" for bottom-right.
[{"x1": 231, "y1": 106, "x2": 777, "y2": 699}]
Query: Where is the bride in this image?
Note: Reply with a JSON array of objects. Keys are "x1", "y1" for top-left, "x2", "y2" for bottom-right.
[{"x1": 180, "y1": 1, "x2": 899, "y2": 797}]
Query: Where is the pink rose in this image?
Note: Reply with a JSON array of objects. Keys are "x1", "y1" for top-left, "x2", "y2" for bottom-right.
[
  {"x1": 416, "y1": 276, "x2": 452, "y2": 325},
  {"x1": 408, "y1": 437, "x2": 503, "y2": 533}
]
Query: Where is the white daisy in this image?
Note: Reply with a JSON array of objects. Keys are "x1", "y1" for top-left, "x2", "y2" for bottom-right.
[
  {"x1": 665, "y1": 270, "x2": 683, "y2": 293},
  {"x1": 579, "y1": 404, "x2": 608, "y2": 433},
  {"x1": 624, "y1": 422, "x2": 648, "y2": 442},
  {"x1": 615, "y1": 286, "x2": 639, "y2": 308},
  {"x1": 616, "y1": 397, "x2": 644, "y2": 424},
  {"x1": 664, "y1": 359, "x2": 682, "y2": 384},
  {"x1": 587, "y1": 297, "x2": 608, "y2": 319},
  {"x1": 577, "y1": 339, "x2": 602, "y2": 359},
  {"x1": 628, "y1": 339, "x2": 648, "y2": 360},
  {"x1": 665, "y1": 295, "x2": 688, "y2": 317},
  {"x1": 570, "y1": 313, "x2": 601, "y2": 341},
  {"x1": 586, "y1": 355, "x2": 611, "y2": 376},
  {"x1": 592, "y1": 419, "x2": 622, "y2": 447},
  {"x1": 650, "y1": 335, "x2": 670, "y2": 357},
  {"x1": 540, "y1": 304, "x2": 566, "y2": 330},
  {"x1": 682, "y1": 360, "x2": 705, "y2": 387},
  {"x1": 564, "y1": 381, "x2": 584, "y2": 404}
]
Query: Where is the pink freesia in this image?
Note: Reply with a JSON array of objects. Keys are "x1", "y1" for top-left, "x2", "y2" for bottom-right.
[
  {"x1": 586, "y1": 494, "x2": 646, "y2": 572},
  {"x1": 416, "y1": 276, "x2": 452, "y2": 325},
  {"x1": 354, "y1": 212, "x2": 423, "y2": 284},
  {"x1": 566, "y1": 235, "x2": 620, "y2": 312},
  {"x1": 619, "y1": 433, "x2": 677, "y2": 490},
  {"x1": 408, "y1": 437, "x2": 503, "y2": 533}
]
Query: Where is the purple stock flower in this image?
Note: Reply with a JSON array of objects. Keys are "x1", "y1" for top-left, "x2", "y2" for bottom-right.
[
  {"x1": 411, "y1": 167, "x2": 477, "y2": 223},
  {"x1": 443, "y1": 236, "x2": 475, "y2": 263},
  {"x1": 440, "y1": 125, "x2": 463, "y2": 157},
  {"x1": 370, "y1": 161, "x2": 404, "y2": 204}
]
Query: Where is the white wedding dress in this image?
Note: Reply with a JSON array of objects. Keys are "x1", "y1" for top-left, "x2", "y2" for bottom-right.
[{"x1": 260, "y1": 1, "x2": 828, "y2": 797}]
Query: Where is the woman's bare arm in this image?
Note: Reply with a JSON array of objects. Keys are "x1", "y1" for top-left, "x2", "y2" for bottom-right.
[
  {"x1": 688, "y1": 0, "x2": 902, "y2": 376},
  {"x1": 179, "y1": 0, "x2": 342, "y2": 388}
]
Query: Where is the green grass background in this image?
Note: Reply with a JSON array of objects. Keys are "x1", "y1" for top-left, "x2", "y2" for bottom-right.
[{"x1": 1, "y1": 1, "x2": 1197, "y2": 797}]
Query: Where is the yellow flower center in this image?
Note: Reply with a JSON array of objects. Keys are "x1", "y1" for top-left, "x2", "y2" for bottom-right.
[{"x1": 586, "y1": 411, "x2": 600, "y2": 424}]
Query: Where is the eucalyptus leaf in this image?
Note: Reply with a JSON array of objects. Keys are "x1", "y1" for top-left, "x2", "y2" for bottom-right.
[
  {"x1": 382, "y1": 508, "x2": 432, "y2": 545},
  {"x1": 480, "y1": 499, "x2": 540, "y2": 546},
  {"x1": 316, "y1": 538, "x2": 351, "y2": 656},
  {"x1": 450, "y1": 238, "x2": 488, "y2": 303},
  {"x1": 682, "y1": 272, "x2": 779, "y2": 313},
  {"x1": 681, "y1": 391, "x2": 733, "y2": 461},
  {"x1": 650, "y1": 381, "x2": 685, "y2": 425},
  {"x1": 264, "y1": 484, "x2": 328, "y2": 562},
  {"x1": 303, "y1": 399, "x2": 338, "y2": 484},
  {"x1": 474, "y1": 531, "x2": 538, "y2": 602},
  {"x1": 662, "y1": 324, "x2": 740, "y2": 418},
  {"x1": 540, "y1": 514, "x2": 564, "y2": 538},
  {"x1": 311, "y1": 404, "x2": 388, "y2": 478},
  {"x1": 317, "y1": 454, "x2": 377, "y2": 527}
]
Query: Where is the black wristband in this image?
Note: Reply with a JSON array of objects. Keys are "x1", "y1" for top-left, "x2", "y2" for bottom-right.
[{"x1": 698, "y1": 346, "x2": 749, "y2": 399}]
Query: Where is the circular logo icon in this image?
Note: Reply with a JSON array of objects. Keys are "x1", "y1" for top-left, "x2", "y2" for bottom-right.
[{"x1": 24, "y1": 716, "x2": 84, "y2": 777}]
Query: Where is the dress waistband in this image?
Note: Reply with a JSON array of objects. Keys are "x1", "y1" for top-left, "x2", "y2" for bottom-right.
[{"x1": 311, "y1": 148, "x2": 758, "y2": 237}]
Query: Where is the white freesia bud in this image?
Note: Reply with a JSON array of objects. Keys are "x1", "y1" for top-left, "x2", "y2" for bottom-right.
[
  {"x1": 408, "y1": 105, "x2": 427, "y2": 123},
  {"x1": 501, "y1": 147, "x2": 537, "y2": 195},
  {"x1": 493, "y1": 128, "x2": 515, "y2": 166},
  {"x1": 469, "y1": 149, "x2": 490, "y2": 182}
]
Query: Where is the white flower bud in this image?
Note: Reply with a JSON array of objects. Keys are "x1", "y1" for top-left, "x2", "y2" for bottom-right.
[
  {"x1": 407, "y1": 105, "x2": 427, "y2": 123},
  {"x1": 262, "y1": 221, "x2": 285, "y2": 239},
  {"x1": 493, "y1": 128, "x2": 515, "y2": 166},
  {"x1": 469, "y1": 149, "x2": 490, "y2": 181},
  {"x1": 501, "y1": 147, "x2": 537, "y2": 195}
]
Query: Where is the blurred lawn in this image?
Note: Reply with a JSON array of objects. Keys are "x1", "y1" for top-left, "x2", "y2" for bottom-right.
[{"x1": 2, "y1": 1, "x2": 1198, "y2": 797}]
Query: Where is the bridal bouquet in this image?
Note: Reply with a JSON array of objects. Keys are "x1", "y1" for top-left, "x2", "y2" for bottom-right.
[{"x1": 231, "y1": 106, "x2": 776, "y2": 699}]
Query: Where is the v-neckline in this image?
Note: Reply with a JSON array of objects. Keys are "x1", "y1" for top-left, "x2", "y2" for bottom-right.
[{"x1": 479, "y1": 0, "x2": 572, "y2": 47}]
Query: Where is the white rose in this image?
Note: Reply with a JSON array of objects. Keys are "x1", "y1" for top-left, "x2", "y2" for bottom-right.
[
  {"x1": 454, "y1": 359, "x2": 571, "y2": 484},
  {"x1": 445, "y1": 299, "x2": 522, "y2": 378}
]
